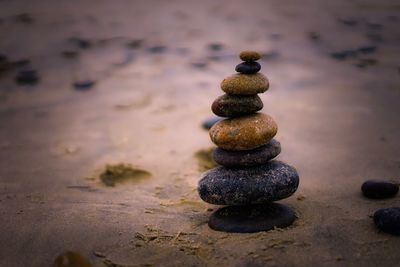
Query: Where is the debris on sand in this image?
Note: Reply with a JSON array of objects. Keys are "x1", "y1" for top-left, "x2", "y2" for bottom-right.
[
  {"x1": 100, "y1": 164, "x2": 151, "y2": 186},
  {"x1": 15, "y1": 69, "x2": 40, "y2": 85},
  {"x1": 194, "y1": 148, "x2": 218, "y2": 171},
  {"x1": 73, "y1": 80, "x2": 96, "y2": 91},
  {"x1": 53, "y1": 251, "x2": 93, "y2": 267}
]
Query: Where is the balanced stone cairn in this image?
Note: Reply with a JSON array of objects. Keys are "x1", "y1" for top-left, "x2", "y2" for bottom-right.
[{"x1": 198, "y1": 51, "x2": 300, "y2": 233}]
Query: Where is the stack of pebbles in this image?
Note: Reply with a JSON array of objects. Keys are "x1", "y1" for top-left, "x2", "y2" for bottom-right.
[{"x1": 198, "y1": 51, "x2": 300, "y2": 233}]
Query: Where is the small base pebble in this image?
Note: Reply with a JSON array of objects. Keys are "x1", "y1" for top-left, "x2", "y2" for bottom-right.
[
  {"x1": 202, "y1": 117, "x2": 223, "y2": 130},
  {"x1": 208, "y1": 203, "x2": 296, "y2": 233},
  {"x1": 374, "y1": 207, "x2": 400, "y2": 235}
]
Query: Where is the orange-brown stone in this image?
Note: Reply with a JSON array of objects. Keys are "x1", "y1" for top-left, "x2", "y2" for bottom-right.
[
  {"x1": 220, "y1": 73, "x2": 269, "y2": 95},
  {"x1": 209, "y1": 113, "x2": 278, "y2": 151}
]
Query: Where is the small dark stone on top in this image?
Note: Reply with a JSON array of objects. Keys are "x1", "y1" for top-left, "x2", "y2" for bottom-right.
[
  {"x1": 208, "y1": 43, "x2": 224, "y2": 51},
  {"x1": 361, "y1": 180, "x2": 399, "y2": 199},
  {"x1": 213, "y1": 139, "x2": 281, "y2": 167},
  {"x1": 147, "y1": 45, "x2": 167, "y2": 53},
  {"x1": 235, "y1": 61, "x2": 261, "y2": 74},
  {"x1": 202, "y1": 117, "x2": 222, "y2": 130},
  {"x1": 373, "y1": 207, "x2": 400, "y2": 235},
  {"x1": 208, "y1": 203, "x2": 296, "y2": 233},
  {"x1": 73, "y1": 80, "x2": 96, "y2": 91},
  {"x1": 15, "y1": 69, "x2": 39, "y2": 85}
]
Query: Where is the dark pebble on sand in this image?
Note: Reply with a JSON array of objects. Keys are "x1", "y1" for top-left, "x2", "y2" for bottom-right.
[
  {"x1": 198, "y1": 161, "x2": 299, "y2": 205},
  {"x1": 330, "y1": 50, "x2": 358, "y2": 60},
  {"x1": 358, "y1": 45, "x2": 377, "y2": 54},
  {"x1": 308, "y1": 31, "x2": 321, "y2": 41},
  {"x1": 361, "y1": 180, "x2": 399, "y2": 199},
  {"x1": 147, "y1": 45, "x2": 166, "y2": 53},
  {"x1": 365, "y1": 33, "x2": 383, "y2": 42},
  {"x1": 62, "y1": 51, "x2": 79, "y2": 59},
  {"x1": 202, "y1": 117, "x2": 222, "y2": 130},
  {"x1": 126, "y1": 39, "x2": 144, "y2": 49},
  {"x1": 374, "y1": 207, "x2": 400, "y2": 235},
  {"x1": 191, "y1": 61, "x2": 208, "y2": 69},
  {"x1": 211, "y1": 94, "x2": 263, "y2": 117},
  {"x1": 15, "y1": 13, "x2": 34, "y2": 24},
  {"x1": 73, "y1": 80, "x2": 96, "y2": 91},
  {"x1": 69, "y1": 37, "x2": 92, "y2": 49},
  {"x1": 366, "y1": 22, "x2": 383, "y2": 30},
  {"x1": 235, "y1": 62, "x2": 261, "y2": 74},
  {"x1": 209, "y1": 203, "x2": 296, "y2": 233},
  {"x1": 338, "y1": 18, "x2": 359, "y2": 26},
  {"x1": 213, "y1": 139, "x2": 281, "y2": 167},
  {"x1": 15, "y1": 69, "x2": 39, "y2": 85},
  {"x1": 208, "y1": 43, "x2": 224, "y2": 51}
]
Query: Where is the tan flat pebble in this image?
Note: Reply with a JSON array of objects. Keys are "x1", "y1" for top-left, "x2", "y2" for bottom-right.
[
  {"x1": 220, "y1": 73, "x2": 269, "y2": 95},
  {"x1": 209, "y1": 113, "x2": 277, "y2": 150},
  {"x1": 239, "y1": 50, "x2": 261, "y2": 61}
]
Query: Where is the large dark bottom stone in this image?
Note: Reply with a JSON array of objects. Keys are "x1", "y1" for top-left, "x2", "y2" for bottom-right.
[{"x1": 208, "y1": 203, "x2": 296, "y2": 233}]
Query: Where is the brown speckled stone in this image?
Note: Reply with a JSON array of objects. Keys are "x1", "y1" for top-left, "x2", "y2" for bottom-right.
[
  {"x1": 220, "y1": 73, "x2": 269, "y2": 95},
  {"x1": 211, "y1": 94, "x2": 263, "y2": 117},
  {"x1": 239, "y1": 50, "x2": 261, "y2": 62},
  {"x1": 209, "y1": 113, "x2": 278, "y2": 151}
]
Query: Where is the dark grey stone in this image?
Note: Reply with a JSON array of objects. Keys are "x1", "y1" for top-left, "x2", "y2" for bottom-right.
[
  {"x1": 198, "y1": 161, "x2": 299, "y2": 205},
  {"x1": 208, "y1": 203, "x2": 296, "y2": 233},
  {"x1": 374, "y1": 207, "x2": 400, "y2": 235},
  {"x1": 213, "y1": 139, "x2": 281, "y2": 167},
  {"x1": 235, "y1": 62, "x2": 261, "y2": 74},
  {"x1": 211, "y1": 94, "x2": 263, "y2": 117},
  {"x1": 361, "y1": 180, "x2": 399, "y2": 199}
]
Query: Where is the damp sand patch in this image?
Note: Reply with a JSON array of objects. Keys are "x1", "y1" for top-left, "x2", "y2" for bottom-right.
[
  {"x1": 194, "y1": 148, "x2": 218, "y2": 172},
  {"x1": 100, "y1": 164, "x2": 151, "y2": 186}
]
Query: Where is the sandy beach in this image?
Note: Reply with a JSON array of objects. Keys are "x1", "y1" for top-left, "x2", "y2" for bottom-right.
[{"x1": 0, "y1": 0, "x2": 400, "y2": 266}]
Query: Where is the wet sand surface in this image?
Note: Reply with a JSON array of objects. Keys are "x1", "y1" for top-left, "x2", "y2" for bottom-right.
[{"x1": 0, "y1": 0, "x2": 400, "y2": 266}]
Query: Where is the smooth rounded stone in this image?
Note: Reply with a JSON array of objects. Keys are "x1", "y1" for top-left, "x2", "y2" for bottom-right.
[
  {"x1": 201, "y1": 116, "x2": 223, "y2": 130},
  {"x1": 213, "y1": 139, "x2": 281, "y2": 167},
  {"x1": 361, "y1": 180, "x2": 399, "y2": 199},
  {"x1": 220, "y1": 73, "x2": 269, "y2": 95},
  {"x1": 211, "y1": 94, "x2": 263, "y2": 117},
  {"x1": 209, "y1": 113, "x2": 277, "y2": 151},
  {"x1": 198, "y1": 161, "x2": 299, "y2": 205},
  {"x1": 239, "y1": 51, "x2": 261, "y2": 62},
  {"x1": 374, "y1": 207, "x2": 400, "y2": 235},
  {"x1": 235, "y1": 61, "x2": 261, "y2": 74},
  {"x1": 208, "y1": 203, "x2": 296, "y2": 233}
]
